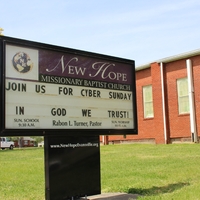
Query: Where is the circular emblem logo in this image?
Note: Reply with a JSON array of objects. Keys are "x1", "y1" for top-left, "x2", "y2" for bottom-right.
[{"x1": 12, "y1": 52, "x2": 33, "y2": 73}]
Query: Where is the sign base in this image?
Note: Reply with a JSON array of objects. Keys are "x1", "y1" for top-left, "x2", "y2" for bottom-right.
[{"x1": 44, "y1": 135, "x2": 101, "y2": 200}]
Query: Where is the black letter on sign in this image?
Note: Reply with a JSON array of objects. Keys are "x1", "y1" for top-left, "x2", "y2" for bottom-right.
[
  {"x1": 35, "y1": 85, "x2": 46, "y2": 93},
  {"x1": 82, "y1": 109, "x2": 91, "y2": 117},
  {"x1": 16, "y1": 106, "x2": 24, "y2": 115}
]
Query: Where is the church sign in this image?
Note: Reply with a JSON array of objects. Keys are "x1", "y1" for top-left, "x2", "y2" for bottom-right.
[{"x1": 0, "y1": 36, "x2": 137, "y2": 136}]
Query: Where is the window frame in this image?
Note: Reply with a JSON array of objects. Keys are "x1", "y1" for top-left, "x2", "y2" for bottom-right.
[
  {"x1": 177, "y1": 77, "x2": 190, "y2": 115},
  {"x1": 142, "y1": 84, "x2": 154, "y2": 118}
]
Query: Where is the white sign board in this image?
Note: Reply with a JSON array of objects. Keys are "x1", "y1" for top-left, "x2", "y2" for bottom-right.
[{"x1": 1, "y1": 37, "x2": 137, "y2": 135}]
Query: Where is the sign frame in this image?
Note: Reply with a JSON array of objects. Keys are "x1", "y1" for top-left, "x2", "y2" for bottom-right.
[{"x1": 0, "y1": 36, "x2": 137, "y2": 136}]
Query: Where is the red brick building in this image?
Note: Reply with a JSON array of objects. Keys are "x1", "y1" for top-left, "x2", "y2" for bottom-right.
[
  {"x1": 101, "y1": 50, "x2": 200, "y2": 144},
  {"x1": 14, "y1": 137, "x2": 36, "y2": 147}
]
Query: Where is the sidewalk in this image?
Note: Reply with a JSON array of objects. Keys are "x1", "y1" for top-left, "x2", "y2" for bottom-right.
[{"x1": 80, "y1": 193, "x2": 141, "y2": 200}]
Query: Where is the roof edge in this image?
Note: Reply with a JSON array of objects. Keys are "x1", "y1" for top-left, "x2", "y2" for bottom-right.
[{"x1": 136, "y1": 48, "x2": 200, "y2": 71}]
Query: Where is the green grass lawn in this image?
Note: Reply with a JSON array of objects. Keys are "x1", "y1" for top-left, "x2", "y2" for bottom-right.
[
  {"x1": 101, "y1": 143, "x2": 200, "y2": 200},
  {"x1": 0, "y1": 148, "x2": 44, "y2": 200},
  {"x1": 1, "y1": 144, "x2": 200, "y2": 199}
]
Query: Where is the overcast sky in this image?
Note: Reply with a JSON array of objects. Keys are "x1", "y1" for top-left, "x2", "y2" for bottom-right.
[{"x1": 1, "y1": 0, "x2": 200, "y2": 66}]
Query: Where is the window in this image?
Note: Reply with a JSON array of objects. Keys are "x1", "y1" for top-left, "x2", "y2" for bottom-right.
[
  {"x1": 143, "y1": 85, "x2": 154, "y2": 118},
  {"x1": 177, "y1": 78, "x2": 189, "y2": 114}
]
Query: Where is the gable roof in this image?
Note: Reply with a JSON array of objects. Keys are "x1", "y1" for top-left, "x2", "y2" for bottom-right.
[
  {"x1": 23, "y1": 137, "x2": 35, "y2": 141},
  {"x1": 136, "y1": 48, "x2": 200, "y2": 71}
]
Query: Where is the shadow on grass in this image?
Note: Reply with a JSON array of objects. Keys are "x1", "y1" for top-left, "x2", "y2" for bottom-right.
[{"x1": 128, "y1": 182, "x2": 190, "y2": 196}]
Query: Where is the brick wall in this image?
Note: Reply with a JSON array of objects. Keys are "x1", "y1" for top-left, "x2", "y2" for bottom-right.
[
  {"x1": 102, "y1": 55, "x2": 200, "y2": 144},
  {"x1": 164, "y1": 60, "x2": 190, "y2": 139},
  {"x1": 191, "y1": 56, "x2": 200, "y2": 140}
]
